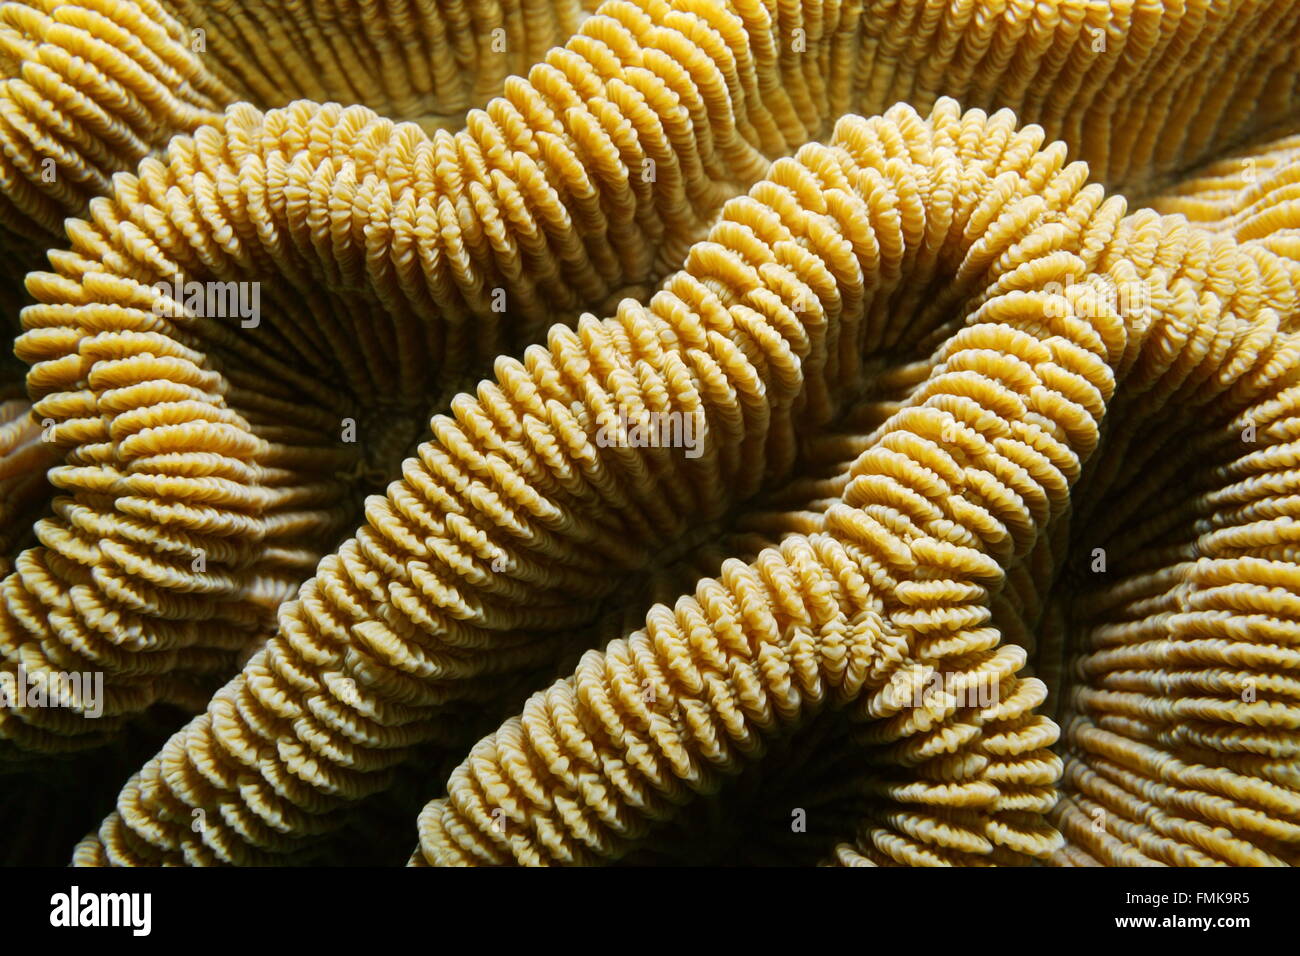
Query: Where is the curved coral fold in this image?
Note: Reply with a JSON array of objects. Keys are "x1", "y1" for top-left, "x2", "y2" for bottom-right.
[{"x1": 0, "y1": 0, "x2": 594, "y2": 291}]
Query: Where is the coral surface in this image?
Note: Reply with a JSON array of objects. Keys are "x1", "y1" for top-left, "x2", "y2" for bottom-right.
[{"x1": 0, "y1": 0, "x2": 1298, "y2": 867}]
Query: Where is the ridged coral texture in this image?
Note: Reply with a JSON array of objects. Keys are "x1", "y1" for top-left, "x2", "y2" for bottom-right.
[{"x1": 0, "y1": 0, "x2": 1296, "y2": 867}]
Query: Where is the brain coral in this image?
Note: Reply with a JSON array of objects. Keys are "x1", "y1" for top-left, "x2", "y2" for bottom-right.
[{"x1": 0, "y1": 0, "x2": 1298, "y2": 867}]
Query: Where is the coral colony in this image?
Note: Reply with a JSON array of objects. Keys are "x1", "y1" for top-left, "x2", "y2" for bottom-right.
[{"x1": 0, "y1": 1, "x2": 1298, "y2": 868}]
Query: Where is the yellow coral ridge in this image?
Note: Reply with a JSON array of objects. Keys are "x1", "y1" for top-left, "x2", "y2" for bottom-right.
[{"x1": 0, "y1": 0, "x2": 593, "y2": 305}]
